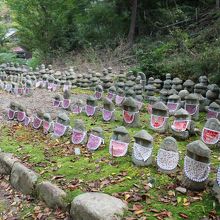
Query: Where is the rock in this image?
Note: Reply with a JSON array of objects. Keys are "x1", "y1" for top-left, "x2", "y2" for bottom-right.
[
  {"x1": 10, "y1": 162, "x2": 39, "y2": 195},
  {"x1": 70, "y1": 192, "x2": 127, "y2": 220},
  {"x1": 175, "y1": 186, "x2": 187, "y2": 194},
  {"x1": 0, "y1": 153, "x2": 18, "y2": 175},
  {"x1": 37, "y1": 181, "x2": 67, "y2": 209}
]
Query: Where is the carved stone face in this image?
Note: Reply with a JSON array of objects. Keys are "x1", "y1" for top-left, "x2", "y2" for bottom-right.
[
  {"x1": 9, "y1": 102, "x2": 18, "y2": 111},
  {"x1": 186, "y1": 140, "x2": 210, "y2": 163},
  {"x1": 152, "y1": 108, "x2": 167, "y2": 117},
  {"x1": 63, "y1": 90, "x2": 71, "y2": 99},
  {"x1": 161, "y1": 137, "x2": 177, "y2": 152},
  {"x1": 43, "y1": 113, "x2": 52, "y2": 122},
  {"x1": 57, "y1": 113, "x2": 70, "y2": 126},
  {"x1": 87, "y1": 99, "x2": 96, "y2": 106},
  {"x1": 73, "y1": 119, "x2": 86, "y2": 131},
  {"x1": 135, "y1": 137, "x2": 151, "y2": 148},
  {"x1": 91, "y1": 127, "x2": 103, "y2": 138},
  {"x1": 111, "y1": 127, "x2": 130, "y2": 143},
  {"x1": 205, "y1": 118, "x2": 220, "y2": 131}
]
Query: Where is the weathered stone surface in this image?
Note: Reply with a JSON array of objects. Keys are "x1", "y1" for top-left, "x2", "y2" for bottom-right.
[
  {"x1": 175, "y1": 186, "x2": 187, "y2": 194},
  {"x1": 70, "y1": 192, "x2": 128, "y2": 220},
  {"x1": 0, "y1": 153, "x2": 18, "y2": 175},
  {"x1": 132, "y1": 130, "x2": 153, "y2": 167},
  {"x1": 37, "y1": 181, "x2": 67, "y2": 209},
  {"x1": 10, "y1": 162, "x2": 39, "y2": 195},
  {"x1": 212, "y1": 181, "x2": 220, "y2": 204}
]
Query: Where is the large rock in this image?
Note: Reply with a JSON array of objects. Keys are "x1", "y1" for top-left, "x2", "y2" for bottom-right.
[
  {"x1": 37, "y1": 181, "x2": 67, "y2": 209},
  {"x1": 70, "y1": 192, "x2": 127, "y2": 220},
  {"x1": 0, "y1": 153, "x2": 18, "y2": 175},
  {"x1": 10, "y1": 162, "x2": 39, "y2": 195}
]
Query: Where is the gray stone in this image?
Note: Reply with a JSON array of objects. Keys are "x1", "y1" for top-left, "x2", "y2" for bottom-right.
[
  {"x1": 132, "y1": 130, "x2": 153, "y2": 166},
  {"x1": 122, "y1": 97, "x2": 140, "y2": 127},
  {"x1": 10, "y1": 162, "x2": 39, "y2": 195},
  {"x1": 0, "y1": 153, "x2": 18, "y2": 175},
  {"x1": 171, "y1": 108, "x2": 195, "y2": 140},
  {"x1": 70, "y1": 192, "x2": 127, "y2": 220},
  {"x1": 150, "y1": 101, "x2": 169, "y2": 133},
  {"x1": 102, "y1": 98, "x2": 115, "y2": 121},
  {"x1": 157, "y1": 137, "x2": 179, "y2": 174},
  {"x1": 175, "y1": 186, "x2": 187, "y2": 194},
  {"x1": 37, "y1": 181, "x2": 67, "y2": 209},
  {"x1": 182, "y1": 140, "x2": 211, "y2": 191}
]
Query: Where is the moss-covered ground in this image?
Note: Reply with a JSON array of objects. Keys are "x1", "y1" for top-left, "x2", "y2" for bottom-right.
[{"x1": 0, "y1": 88, "x2": 219, "y2": 219}]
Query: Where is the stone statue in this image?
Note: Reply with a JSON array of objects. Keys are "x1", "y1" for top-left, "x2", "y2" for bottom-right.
[
  {"x1": 150, "y1": 102, "x2": 169, "y2": 133},
  {"x1": 102, "y1": 98, "x2": 115, "y2": 122},
  {"x1": 71, "y1": 119, "x2": 87, "y2": 145},
  {"x1": 156, "y1": 137, "x2": 179, "y2": 173},
  {"x1": 85, "y1": 96, "x2": 98, "y2": 117},
  {"x1": 53, "y1": 112, "x2": 70, "y2": 137},
  {"x1": 86, "y1": 127, "x2": 104, "y2": 151},
  {"x1": 122, "y1": 97, "x2": 140, "y2": 127},
  {"x1": 181, "y1": 140, "x2": 211, "y2": 191},
  {"x1": 109, "y1": 126, "x2": 130, "y2": 157},
  {"x1": 132, "y1": 130, "x2": 153, "y2": 166}
]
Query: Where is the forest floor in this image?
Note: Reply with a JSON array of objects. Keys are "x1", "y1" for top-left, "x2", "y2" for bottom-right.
[{"x1": 0, "y1": 88, "x2": 220, "y2": 220}]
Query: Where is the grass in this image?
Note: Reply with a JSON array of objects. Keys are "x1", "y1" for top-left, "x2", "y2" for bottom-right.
[{"x1": 0, "y1": 88, "x2": 219, "y2": 219}]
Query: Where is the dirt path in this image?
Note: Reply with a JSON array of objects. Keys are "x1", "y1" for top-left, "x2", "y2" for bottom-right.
[{"x1": 0, "y1": 88, "x2": 88, "y2": 124}]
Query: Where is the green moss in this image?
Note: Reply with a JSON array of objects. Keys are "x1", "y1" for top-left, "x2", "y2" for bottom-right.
[{"x1": 0, "y1": 88, "x2": 219, "y2": 219}]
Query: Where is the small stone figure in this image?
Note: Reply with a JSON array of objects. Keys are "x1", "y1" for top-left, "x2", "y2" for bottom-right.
[
  {"x1": 182, "y1": 140, "x2": 211, "y2": 191},
  {"x1": 184, "y1": 93, "x2": 200, "y2": 121},
  {"x1": 32, "y1": 111, "x2": 44, "y2": 129},
  {"x1": 53, "y1": 94, "x2": 63, "y2": 107},
  {"x1": 201, "y1": 118, "x2": 220, "y2": 146},
  {"x1": 53, "y1": 112, "x2": 70, "y2": 137},
  {"x1": 24, "y1": 80, "x2": 33, "y2": 96},
  {"x1": 43, "y1": 113, "x2": 54, "y2": 134},
  {"x1": 71, "y1": 119, "x2": 87, "y2": 145},
  {"x1": 7, "y1": 102, "x2": 19, "y2": 120},
  {"x1": 122, "y1": 97, "x2": 140, "y2": 127},
  {"x1": 212, "y1": 167, "x2": 220, "y2": 204},
  {"x1": 85, "y1": 96, "x2": 98, "y2": 117},
  {"x1": 71, "y1": 100, "x2": 83, "y2": 114},
  {"x1": 115, "y1": 88, "x2": 125, "y2": 106},
  {"x1": 132, "y1": 130, "x2": 153, "y2": 166},
  {"x1": 207, "y1": 102, "x2": 220, "y2": 120},
  {"x1": 107, "y1": 86, "x2": 116, "y2": 102},
  {"x1": 146, "y1": 96, "x2": 159, "y2": 115},
  {"x1": 17, "y1": 105, "x2": 27, "y2": 122},
  {"x1": 109, "y1": 126, "x2": 130, "y2": 157},
  {"x1": 206, "y1": 84, "x2": 219, "y2": 104},
  {"x1": 156, "y1": 137, "x2": 179, "y2": 173},
  {"x1": 62, "y1": 90, "x2": 71, "y2": 110},
  {"x1": 94, "y1": 85, "x2": 103, "y2": 100},
  {"x1": 167, "y1": 94, "x2": 181, "y2": 114},
  {"x1": 171, "y1": 108, "x2": 195, "y2": 140},
  {"x1": 102, "y1": 98, "x2": 115, "y2": 122},
  {"x1": 86, "y1": 127, "x2": 104, "y2": 151},
  {"x1": 183, "y1": 80, "x2": 195, "y2": 93},
  {"x1": 172, "y1": 78, "x2": 182, "y2": 92},
  {"x1": 135, "y1": 95, "x2": 144, "y2": 111},
  {"x1": 150, "y1": 102, "x2": 169, "y2": 133}
]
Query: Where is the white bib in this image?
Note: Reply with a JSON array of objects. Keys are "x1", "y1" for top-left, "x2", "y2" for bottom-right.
[
  {"x1": 133, "y1": 143, "x2": 152, "y2": 162},
  {"x1": 184, "y1": 155, "x2": 210, "y2": 182},
  {"x1": 157, "y1": 148, "x2": 179, "y2": 171}
]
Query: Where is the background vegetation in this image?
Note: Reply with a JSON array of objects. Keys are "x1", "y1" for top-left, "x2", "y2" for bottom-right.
[{"x1": 0, "y1": 0, "x2": 220, "y2": 84}]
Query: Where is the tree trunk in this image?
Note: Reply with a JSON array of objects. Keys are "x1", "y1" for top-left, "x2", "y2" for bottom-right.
[
  {"x1": 217, "y1": 0, "x2": 220, "y2": 8},
  {"x1": 128, "y1": 0, "x2": 137, "y2": 46}
]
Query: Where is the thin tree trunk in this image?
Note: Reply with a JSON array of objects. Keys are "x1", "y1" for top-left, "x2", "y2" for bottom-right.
[
  {"x1": 216, "y1": 0, "x2": 220, "y2": 8},
  {"x1": 128, "y1": 0, "x2": 137, "y2": 46}
]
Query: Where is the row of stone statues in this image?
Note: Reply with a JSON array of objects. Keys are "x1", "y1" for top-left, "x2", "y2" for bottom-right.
[{"x1": 5, "y1": 106, "x2": 220, "y2": 201}]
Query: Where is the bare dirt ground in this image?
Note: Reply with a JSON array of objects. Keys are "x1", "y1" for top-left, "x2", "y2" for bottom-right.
[{"x1": 0, "y1": 88, "x2": 88, "y2": 124}]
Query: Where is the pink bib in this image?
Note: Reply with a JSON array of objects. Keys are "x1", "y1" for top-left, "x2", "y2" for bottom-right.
[
  {"x1": 123, "y1": 110, "x2": 136, "y2": 124},
  {"x1": 17, "y1": 111, "x2": 26, "y2": 122},
  {"x1": 109, "y1": 140, "x2": 129, "y2": 157},
  {"x1": 72, "y1": 129, "x2": 86, "y2": 144},
  {"x1": 151, "y1": 115, "x2": 167, "y2": 129},
  {"x1": 202, "y1": 128, "x2": 219, "y2": 145},
  {"x1": 172, "y1": 120, "x2": 189, "y2": 132},
  {"x1": 87, "y1": 134, "x2": 103, "y2": 150},
  {"x1": 115, "y1": 95, "x2": 125, "y2": 105}
]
